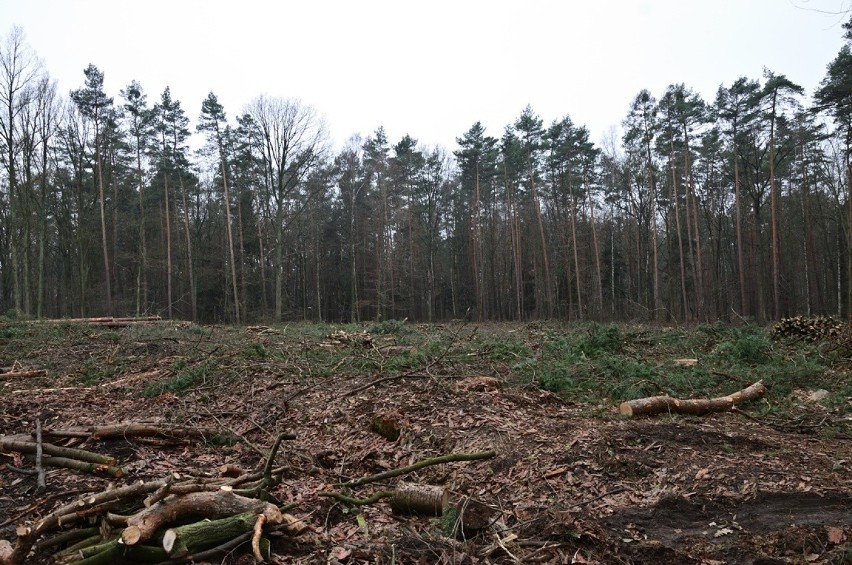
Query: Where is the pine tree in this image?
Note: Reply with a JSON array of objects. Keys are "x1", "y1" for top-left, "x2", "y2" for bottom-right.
[
  {"x1": 198, "y1": 92, "x2": 240, "y2": 323},
  {"x1": 71, "y1": 64, "x2": 114, "y2": 315}
]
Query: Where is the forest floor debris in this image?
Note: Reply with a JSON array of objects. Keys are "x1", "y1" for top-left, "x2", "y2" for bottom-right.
[{"x1": 0, "y1": 320, "x2": 849, "y2": 563}]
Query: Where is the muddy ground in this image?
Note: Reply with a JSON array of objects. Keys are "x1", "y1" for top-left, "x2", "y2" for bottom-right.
[{"x1": 0, "y1": 322, "x2": 849, "y2": 564}]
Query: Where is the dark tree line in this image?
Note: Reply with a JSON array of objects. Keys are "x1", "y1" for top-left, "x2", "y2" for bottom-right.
[{"x1": 1, "y1": 21, "x2": 852, "y2": 324}]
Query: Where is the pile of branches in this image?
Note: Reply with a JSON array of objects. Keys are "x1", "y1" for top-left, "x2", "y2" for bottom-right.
[
  {"x1": 0, "y1": 428, "x2": 300, "y2": 564},
  {"x1": 771, "y1": 315, "x2": 844, "y2": 342},
  {"x1": 0, "y1": 419, "x2": 497, "y2": 564}
]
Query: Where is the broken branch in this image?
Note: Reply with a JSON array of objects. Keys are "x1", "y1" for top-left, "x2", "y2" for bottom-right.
[
  {"x1": 619, "y1": 380, "x2": 767, "y2": 417},
  {"x1": 338, "y1": 450, "x2": 496, "y2": 488}
]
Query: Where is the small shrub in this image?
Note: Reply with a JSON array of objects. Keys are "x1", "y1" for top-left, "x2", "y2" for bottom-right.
[
  {"x1": 367, "y1": 319, "x2": 414, "y2": 335},
  {"x1": 485, "y1": 338, "x2": 532, "y2": 361},
  {"x1": 715, "y1": 326, "x2": 770, "y2": 364},
  {"x1": 143, "y1": 359, "x2": 217, "y2": 397},
  {"x1": 241, "y1": 342, "x2": 270, "y2": 359},
  {"x1": 75, "y1": 357, "x2": 116, "y2": 385},
  {"x1": 575, "y1": 323, "x2": 622, "y2": 357}
]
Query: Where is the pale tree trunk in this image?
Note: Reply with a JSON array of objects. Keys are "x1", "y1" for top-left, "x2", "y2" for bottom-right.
[
  {"x1": 235, "y1": 179, "x2": 247, "y2": 320},
  {"x1": 219, "y1": 156, "x2": 241, "y2": 323}
]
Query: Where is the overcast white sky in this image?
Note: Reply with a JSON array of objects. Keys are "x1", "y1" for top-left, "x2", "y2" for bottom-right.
[{"x1": 3, "y1": 0, "x2": 851, "y2": 152}]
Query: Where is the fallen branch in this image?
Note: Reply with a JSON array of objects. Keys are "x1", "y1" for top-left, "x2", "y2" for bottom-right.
[
  {"x1": 88, "y1": 423, "x2": 218, "y2": 442},
  {"x1": 0, "y1": 436, "x2": 117, "y2": 465},
  {"x1": 618, "y1": 380, "x2": 767, "y2": 417},
  {"x1": 338, "y1": 450, "x2": 496, "y2": 488},
  {"x1": 25, "y1": 455, "x2": 124, "y2": 478},
  {"x1": 318, "y1": 491, "x2": 395, "y2": 506},
  {"x1": 34, "y1": 420, "x2": 45, "y2": 492},
  {"x1": 0, "y1": 369, "x2": 47, "y2": 379}
]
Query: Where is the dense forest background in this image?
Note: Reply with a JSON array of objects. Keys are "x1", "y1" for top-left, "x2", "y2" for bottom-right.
[{"x1": 1, "y1": 21, "x2": 851, "y2": 325}]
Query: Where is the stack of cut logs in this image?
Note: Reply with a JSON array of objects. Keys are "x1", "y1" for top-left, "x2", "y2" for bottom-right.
[{"x1": 770, "y1": 315, "x2": 844, "y2": 342}]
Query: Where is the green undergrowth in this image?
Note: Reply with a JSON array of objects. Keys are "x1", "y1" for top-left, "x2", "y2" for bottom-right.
[
  {"x1": 498, "y1": 321, "x2": 844, "y2": 418},
  {"x1": 143, "y1": 359, "x2": 218, "y2": 397},
  {"x1": 0, "y1": 319, "x2": 847, "y2": 423}
]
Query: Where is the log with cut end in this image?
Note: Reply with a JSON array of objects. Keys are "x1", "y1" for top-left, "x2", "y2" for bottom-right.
[
  {"x1": 161, "y1": 511, "x2": 263, "y2": 558},
  {"x1": 619, "y1": 380, "x2": 767, "y2": 417},
  {"x1": 390, "y1": 483, "x2": 448, "y2": 516},
  {"x1": 121, "y1": 489, "x2": 281, "y2": 546}
]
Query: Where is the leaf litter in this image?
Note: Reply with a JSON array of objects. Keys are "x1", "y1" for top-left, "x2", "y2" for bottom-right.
[{"x1": 0, "y1": 321, "x2": 849, "y2": 564}]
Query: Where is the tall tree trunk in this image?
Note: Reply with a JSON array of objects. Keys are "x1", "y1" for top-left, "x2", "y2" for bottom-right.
[
  {"x1": 350, "y1": 190, "x2": 359, "y2": 323},
  {"x1": 472, "y1": 162, "x2": 483, "y2": 321},
  {"x1": 682, "y1": 126, "x2": 705, "y2": 321},
  {"x1": 569, "y1": 187, "x2": 583, "y2": 319},
  {"x1": 218, "y1": 152, "x2": 241, "y2": 324},
  {"x1": 235, "y1": 179, "x2": 247, "y2": 320},
  {"x1": 177, "y1": 174, "x2": 197, "y2": 321},
  {"x1": 585, "y1": 174, "x2": 604, "y2": 316},
  {"x1": 375, "y1": 172, "x2": 386, "y2": 322},
  {"x1": 95, "y1": 123, "x2": 113, "y2": 316},
  {"x1": 504, "y1": 165, "x2": 523, "y2": 320},
  {"x1": 670, "y1": 160, "x2": 689, "y2": 322},
  {"x1": 37, "y1": 136, "x2": 49, "y2": 318},
  {"x1": 162, "y1": 171, "x2": 173, "y2": 320},
  {"x1": 135, "y1": 139, "x2": 146, "y2": 317},
  {"x1": 645, "y1": 146, "x2": 661, "y2": 320},
  {"x1": 733, "y1": 139, "x2": 747, "y2": 317},
  {"x1": 528, "y1": 158, "x2": 553, "y2": 318},
  {"x1": 768, "y1": 105, "x2": 781, "y2": 321}
]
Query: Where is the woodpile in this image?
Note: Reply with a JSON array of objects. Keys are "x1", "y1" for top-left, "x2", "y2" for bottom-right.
[{"x1": 771, "y1": 315, "x2": 844, "y2": 341}]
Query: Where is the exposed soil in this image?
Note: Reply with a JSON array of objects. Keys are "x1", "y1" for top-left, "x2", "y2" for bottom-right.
[{"x1": 0, "y1": 322, "x2": 850, "y2": 564}]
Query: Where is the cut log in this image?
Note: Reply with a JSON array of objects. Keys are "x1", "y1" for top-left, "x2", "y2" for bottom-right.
[
  {"x1": 619, "y1": 380, "x2": 767, "y2": 417},
  {"x1": 161, "y1": 511, "x2": 262, "y2": 558},
  {"x1": 390, "y1": 483, "x2": 448, "y2": 516},
  {"x1": 122, "y1": 489, "x2": 281, "y2": 546}
]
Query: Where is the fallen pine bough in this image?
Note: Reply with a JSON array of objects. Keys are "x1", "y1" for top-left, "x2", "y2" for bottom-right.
[{"x1": 619, "y1": 380, "x2": 767, "y2": 417}]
